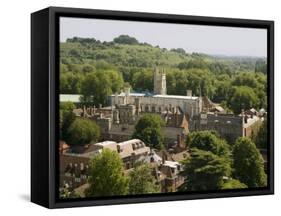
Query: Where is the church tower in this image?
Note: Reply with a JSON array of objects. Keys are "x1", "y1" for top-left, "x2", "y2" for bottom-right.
[{"x1": 153, "y1": 68, "x2": 167, "y2": 95}]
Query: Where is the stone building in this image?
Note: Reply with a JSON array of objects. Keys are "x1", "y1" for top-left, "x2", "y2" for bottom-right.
[
  {"x1": 190, "y1": 110, "x2": 262, "y2": 143},
  {"x1": 109, "y1": 68, "x2": 202, "y2": 118}
]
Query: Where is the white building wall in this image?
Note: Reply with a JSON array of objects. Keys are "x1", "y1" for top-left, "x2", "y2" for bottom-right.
[{"x1": 110, "y1": 94, "x2": 202, "y2": 118}]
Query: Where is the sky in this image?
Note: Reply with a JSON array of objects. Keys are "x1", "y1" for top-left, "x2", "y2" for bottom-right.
[{"x1": 60, "y1": 17, "x2": 267, "y2": 57}]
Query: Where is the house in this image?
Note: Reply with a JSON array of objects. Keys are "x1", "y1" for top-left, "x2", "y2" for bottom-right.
[
  {"x1": 59, "y1": 139, "x2": 151, "y2": 189},
  {"x1": 158, "y1": 160, "x2": 184, "y2": 193}
]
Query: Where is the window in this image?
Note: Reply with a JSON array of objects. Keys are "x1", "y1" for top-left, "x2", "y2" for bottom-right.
[
  {"x1": 117, "y1": 145, "x2": 122, "y2": 153},
  {"x1": 126, "y1": 162, "x2": 130, "y2": 169}
]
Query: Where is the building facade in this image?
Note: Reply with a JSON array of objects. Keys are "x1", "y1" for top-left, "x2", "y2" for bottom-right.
[{"x1": 109, "y1": 68, "x2": 202, "y2": 118}]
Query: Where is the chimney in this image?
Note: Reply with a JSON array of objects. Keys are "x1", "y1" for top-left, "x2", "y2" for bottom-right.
[
  {"x1": 186, "y1": 90, "x2": 192, "y2": 97},
  {"x1": 114, "y1": 93, "x2": 119, "y2": 105},
  {"x1": 125, "y1": 87, "x2": 130, "y2": 97},
  {"x1": 90, "y1": 107, "x2": 93, "y2": 116},
  {"x1": 169, "y1": 104, "x2": 172, "y2": 112},
  {"x1": 124, "y1": 87, "x2": 130, "y2": 105},
  {"x1": 244, "y1": 115, "x2": 248, "y2": 124},
  {"x1": 181, "y1": 133, "x2": 186, "y2": 149},
  {"x1": 175, "y1": 107, "x2": 179, "y2": 126},
  {"x1": 177, "y1": 134, "x2": 181, "y2": 148},
  {"x1": 83, "y1": 105, "x2": 87, "y2": 117},
  {"x1": 135, "y1": 98, "x2": 140, "y2": 115}
]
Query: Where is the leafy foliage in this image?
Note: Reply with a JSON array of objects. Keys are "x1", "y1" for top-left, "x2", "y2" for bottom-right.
[
  {"x1": 86, "y1": 149, "x2": 129, "y2": 197},
  {"x1": 113, "y1": 35, "x2": 139, "y2": 45},
  {"x1": 254, "y1": 118, "x2": 268, "y2": 149},
  {"x1": 186, "y1": 131, "x2": 231, "y2": 157},
  {"x1": 180, "y1": 148, "x2": 231, "y2": 191},
  {"x1": 232, "y1": 137, "x2": 267, "y2": 187},
  {"x1": 80, "y1": 70, "x2": 123, "y2": 105},
  {"x1": 60, "y1": 102, "x2": 76, "y2": 141},
  {"x1": 128, "y1": 164, "x2": 160, "y2": 194},
  {"x1": 66, "y1": 118, "x2": 100, "y2": 146},
  {"x1": 228, "y1": 86, "x2": 258, "y2": 114},
  {"x1": 221, "y1": 179, "x2": 247, "y2": 189},
  {"x1": 133, "y1": 114, "x2": 165, "y2": 149}
]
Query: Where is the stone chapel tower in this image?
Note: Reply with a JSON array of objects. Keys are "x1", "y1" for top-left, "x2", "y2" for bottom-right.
[{"x1": 153, "y1": 68, "x2": 167, "y2": 95}]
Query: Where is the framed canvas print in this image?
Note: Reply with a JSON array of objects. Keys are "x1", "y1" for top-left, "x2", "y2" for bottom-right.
[{"x1": 31, "y1": 7, "x2": 274, "y2": 208}]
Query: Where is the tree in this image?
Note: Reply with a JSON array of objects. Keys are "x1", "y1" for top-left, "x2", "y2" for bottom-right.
[
  {"x1": 66, "y1": 118, "x2": 100, "y2": 146},
  {"x1": 255, "y1": 59, "x2": 267, "y2": 74},
  {"x1": 85, "y1": 149, "x2": 129, "y2": 197},
  {"x1": 180, "y1": 148, "x2": 231, "y2": 191},
  {"x1": 133, "y1": 114, "x2": 165, "y2": 149},
  {"x1": 60, "y1": 72, "x2": 82, "y2": 94},
  {"x1": 171, "y1": 48, "x2": 186, "y2": 55},
  {"x1": 81, "y1": 71, "x2": 112, "y2": 105},
  {"x1": 232, "y1": 73, "x2": 259, "y2": 89},
  {"x1": 254, "y1": 118, "x2": 267, "y2": 149},
  {"x1": 186, "y1": 131, "x2": 231, "y2": 157},
  {"x1": 232, "y1": 137, "x2": 267, "y2": 187},
  {"x1": 131, "y1": 69, "x2": 153, "y2": 92},
  {"x1": 81, "y1": 70, "x2": 124, "y2": 105},
  {"x1": 106, "y1": 69, "x2": 124, "y2": 93},
  {"x1": 113, "y1": 35, "x2": 139, "y2": 45},
  {"x1": 221, "y1": 179, "x2": 247, "y2": 189},
  {"x1": 128, "y1": 164, "x2": 160, "y2": 194},
  {"x1": 228, "y1": 86, "x2": 258, "y2": 114},
  {"x1": 60, "y1": 102, "x2": 76, "y2": 141},
  {"x1": 82, "y1": 64, "x2": 95, "y2": 73}
]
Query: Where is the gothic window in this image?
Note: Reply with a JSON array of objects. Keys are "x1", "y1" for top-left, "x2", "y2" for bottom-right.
[
  {"x1": 145, "y1": 106, "x2": 149, "y2": 112},
  {"x1": 126, "y1": 162, "x2": 130, "y2": 170}
]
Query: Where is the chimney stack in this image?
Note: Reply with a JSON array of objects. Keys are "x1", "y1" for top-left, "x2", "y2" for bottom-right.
[
  {"x1": 83, "y1": 105, "x2": 87, "y2": 117},
  {"x1": 186, "y1": 90, "x2": 192, "y2": 97},
  {"x1": 177, "y1": 134, "x2": 181, "y2": 148}
]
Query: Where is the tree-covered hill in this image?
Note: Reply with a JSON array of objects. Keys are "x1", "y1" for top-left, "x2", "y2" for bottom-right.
[{"x1": 60, "y1": 35, "x2": 267, "y2": 113}]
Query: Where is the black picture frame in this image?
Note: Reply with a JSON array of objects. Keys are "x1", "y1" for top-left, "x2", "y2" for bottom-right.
[{"x1": 31, "y1": 6, "x2": 274, "y2": 208}]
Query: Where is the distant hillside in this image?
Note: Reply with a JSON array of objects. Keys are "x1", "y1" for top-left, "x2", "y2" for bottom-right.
[
  {"x1": 60, "y1": 35, "x2": 268, "y2": 113},
  {"x1": 60, "y1": 35, "x2": 266, "y2": 75}
]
